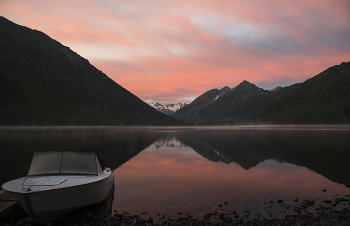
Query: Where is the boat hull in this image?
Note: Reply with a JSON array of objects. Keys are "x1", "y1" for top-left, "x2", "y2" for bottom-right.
[{"x1": 7, "y1": 173, "x2": 114, "y2": 223}]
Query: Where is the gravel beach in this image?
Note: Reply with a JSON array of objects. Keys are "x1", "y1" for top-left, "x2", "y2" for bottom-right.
[{"x1": 1, "y1": 196, "x2": 350, "y2": 226}]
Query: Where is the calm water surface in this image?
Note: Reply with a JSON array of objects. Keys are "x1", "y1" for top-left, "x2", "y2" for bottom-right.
[{"x1": 1, "y1": 126, "x2": 350, "y2": 220}]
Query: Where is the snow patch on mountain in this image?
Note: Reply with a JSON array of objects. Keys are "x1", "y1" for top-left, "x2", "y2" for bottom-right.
[
  {"x1": 148, "y1": 102, "x2": 187, "y2": 115},
  {"x1": 269, "y1": 86, "x2": 282, "y2": 92}
]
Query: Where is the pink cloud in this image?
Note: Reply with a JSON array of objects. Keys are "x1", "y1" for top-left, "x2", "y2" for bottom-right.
[{"x1": 1, "y1": 0, "x2": 349, "y2": 103}]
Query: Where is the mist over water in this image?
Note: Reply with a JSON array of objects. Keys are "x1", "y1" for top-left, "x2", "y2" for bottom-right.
[{"x1": 1, "y1": 125, "x2": 350, "y2": 220}]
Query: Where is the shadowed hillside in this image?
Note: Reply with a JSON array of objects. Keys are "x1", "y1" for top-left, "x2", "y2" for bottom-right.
[
  {"x1": 173, "y1": 62, "x2": 350, "y2": 124},
  {"x1": 255, "y1": 62, "x2": 350, "y2": 124},
  {"x1": 173, "y1": 81, "x2": 295, "y2": 124},
  {"x1": 0, "y1": 16, "x2": 183, "y2": 126}
]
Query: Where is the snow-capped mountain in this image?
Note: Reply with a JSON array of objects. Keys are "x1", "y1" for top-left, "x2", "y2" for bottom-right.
[{"x1": 148, "y1": 102, "x2": 187, "y2": 115}]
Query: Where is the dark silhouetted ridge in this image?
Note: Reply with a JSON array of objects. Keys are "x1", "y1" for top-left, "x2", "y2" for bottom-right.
[
  {"x1": 173, "y1": 79, "x2": 289, "y2": 123},
  {"x1": 173, "y1": 62, "x2": 350, "y2": 124},
  {"x1": 0, "y1": 16, "x2": 184, "y2": 125},
  {"x1": 255, "y1": 61, "x2": 350, "y2": 124}
]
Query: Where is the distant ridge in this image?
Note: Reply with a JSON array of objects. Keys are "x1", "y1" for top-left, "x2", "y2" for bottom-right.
[
  {"x1": 0, "y1": 16, "x2": 184, "y2": 125},
  {"x1": 148, "y1": 102, "x2": 187, "y2": 115},
  {"x1": 173, "y1": 62, "x2": 350, "y2": 124}
]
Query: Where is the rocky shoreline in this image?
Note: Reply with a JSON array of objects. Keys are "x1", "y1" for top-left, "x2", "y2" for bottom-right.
[
  {"x1": 59, "y1": 209, "x2": 350, "y2": 226},
  {"x1": 1, "y1": 195, "x2": 350, "y2": 226}
]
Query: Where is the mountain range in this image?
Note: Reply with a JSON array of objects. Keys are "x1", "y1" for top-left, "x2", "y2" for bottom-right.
[
  {"x1": 0, "y1": 16, "x2": 184, "y2": 126},
  {"x1": 148, "y1": 102, "x2": 187, "y2": 115},
  {"x1": 1, "y1": 16, "x2": 349, "y2": 126},
  {"x1": 173, "y1": 62, "x2": 350, "y2": 124}
]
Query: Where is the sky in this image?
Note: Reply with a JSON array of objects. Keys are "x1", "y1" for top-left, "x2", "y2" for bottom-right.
[{"x1": 1, "y1": 0, "x2": 350, "y2": 105}]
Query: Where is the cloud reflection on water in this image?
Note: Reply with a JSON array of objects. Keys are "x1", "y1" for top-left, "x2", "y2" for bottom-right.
[{"x1": 113, "y1": 130, "x2": 350, "y2": 218}]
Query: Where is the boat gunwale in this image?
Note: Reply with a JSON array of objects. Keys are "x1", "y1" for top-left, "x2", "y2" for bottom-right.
[
  {"x1": 3, "y1": 170, "x2": 113, "y2": 194},
  {"x1": 27, "y1": 172, "x2": 99, "y2": 177}
]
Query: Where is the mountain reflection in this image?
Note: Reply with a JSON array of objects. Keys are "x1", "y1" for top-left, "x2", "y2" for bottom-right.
[
  {"x1": 148, "y1": 129, "x2": 350, "y2": 188},
  {"x1": 2, "y1": 126, "x2": 350, "y2": 190},
  {"x1": 0, "y1": 127, "x2": 160, "y2": 186}
]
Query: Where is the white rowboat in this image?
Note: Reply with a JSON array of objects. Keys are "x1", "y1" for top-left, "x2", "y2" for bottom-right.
[{"x1": 2, "y1": 151, "x2": 114, "y2": 223}]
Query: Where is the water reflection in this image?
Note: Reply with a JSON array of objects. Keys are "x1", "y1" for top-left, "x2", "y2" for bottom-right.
[
  {"x1": 1, "y1": 126, "x2": 350, "y2": 220},
  {"x1": 0, "y1": 127, "x2": 160, "y2": 185},
  {"x1": 112, "y1": 128, "x2": 350, "y2": 219},
  {"x1": 174, "y1": 129, "x2": 350, "y2": 187}
]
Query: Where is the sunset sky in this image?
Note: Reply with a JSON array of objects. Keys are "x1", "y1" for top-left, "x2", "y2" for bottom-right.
[{"x1": 1, "y1": 0, "x2": 350, "y2": 104}]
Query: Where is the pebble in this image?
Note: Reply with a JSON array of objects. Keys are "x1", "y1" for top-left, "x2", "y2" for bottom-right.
[{"x1": 225, "y1": 216, "x2": 233, "y2": 222}]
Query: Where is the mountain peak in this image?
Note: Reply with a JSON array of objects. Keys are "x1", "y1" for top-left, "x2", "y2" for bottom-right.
[
  {"x1": 0, "y1": 16, "x2": 15, "y2": 26},
  {"x1": 236, "y1": 80, "x2": 259, "y2": 90},
  {"x1": 269, "y1": 86, "x2": 282, "y2": 92},
  {"x1": 218, "y1": 86, "x2": 231, "y2": 96},
  {"x1": 220, "y1": 86, "x2": 231, "y2": 90},
  {"x1": 240, "y1": 80, "x2": 254, "y2": 85},
  {"x1": 149, "y1": 101, "x2": 160, "y2": 105}
]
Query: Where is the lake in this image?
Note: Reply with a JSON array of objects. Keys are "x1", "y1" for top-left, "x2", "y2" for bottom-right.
[{"x1": 1, "y1": 126, "x2": 350, "y2": 222}]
